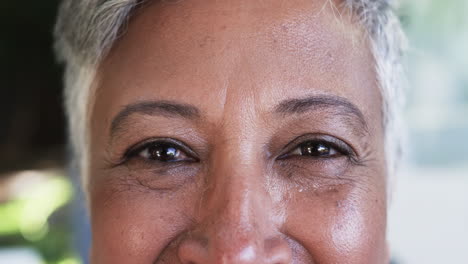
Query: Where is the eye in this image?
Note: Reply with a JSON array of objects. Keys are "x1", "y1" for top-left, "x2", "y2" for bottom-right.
[
  {"x1": 140, "y1": 142, "x2": 185, "y2": 161},
  {"x1": 289, "y1": 141, "x2": 340, "y2": 157},
  {"x1": 278, "y1": 135, "x2": 355, "y2": 160},
  {"x1": 117, "y1": 139, "x2": 200, "y2": 190},
  {"x1": 125, "y1": 139, "x2": 197, "y2": 163}
]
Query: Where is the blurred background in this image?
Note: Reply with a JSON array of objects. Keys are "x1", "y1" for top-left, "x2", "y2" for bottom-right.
[{"x1": 0, "y1": 0, "x2": 466, "y2": 263}]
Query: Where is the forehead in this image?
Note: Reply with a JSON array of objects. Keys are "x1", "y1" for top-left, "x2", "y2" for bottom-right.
[{"x1": 95, "y1": 0, "x2": 380, "y2": 130}]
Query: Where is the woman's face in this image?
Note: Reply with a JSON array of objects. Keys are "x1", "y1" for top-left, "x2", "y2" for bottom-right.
[{"x1": 89, "y1": 0, "x2": 388, "y2": 263}]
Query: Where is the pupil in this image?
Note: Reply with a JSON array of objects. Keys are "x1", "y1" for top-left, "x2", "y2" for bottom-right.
[
  {"x1": 149, "y1": 143, "x2": 178, "y2": 161},
  {"x1": 301, "y1": 142, "x2": 330, "y2": 156}
]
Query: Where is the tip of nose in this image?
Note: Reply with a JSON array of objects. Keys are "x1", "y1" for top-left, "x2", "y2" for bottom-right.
[
  {"x1": 238, "y1": 246, "x2": 257, "y2": 263},
  {"x1": 227, "y1": 245, "x2": 257, "y2": 263},
  {"x1": 178, "y1": 236, "x2": 292, "y2": 264}
]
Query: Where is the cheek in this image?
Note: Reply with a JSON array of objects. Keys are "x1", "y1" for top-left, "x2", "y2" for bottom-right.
[
  {"x1": 89, "y1": 177, "x2": 198, "y2": 263},
  {"x1": 284, "y1": 182, "x2": 387, "y2": 263},
  {"x1": 330, "y1": 193, "x2": 387, "y2": 262}
]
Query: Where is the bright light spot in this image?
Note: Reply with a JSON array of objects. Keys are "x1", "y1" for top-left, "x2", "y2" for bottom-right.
[
  {"x1": 57, "y1": 257, "x2": 81, "y2": 264},
  {"x1": 0, "y1": 170, "x2": 72, "y2": 241},
  {"x1": 239, "y1": 245, "x2": 256, "y2": 262}
]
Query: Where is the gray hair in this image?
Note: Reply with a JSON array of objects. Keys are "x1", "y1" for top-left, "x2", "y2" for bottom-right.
[{"x1": 54, "y1": 0, "x2": 406, "y2": 191}]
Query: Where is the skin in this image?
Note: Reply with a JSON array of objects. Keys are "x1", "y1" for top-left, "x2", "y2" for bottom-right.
[{"x1": 89, "y1": 0, "x2": 389, "y2": 263}]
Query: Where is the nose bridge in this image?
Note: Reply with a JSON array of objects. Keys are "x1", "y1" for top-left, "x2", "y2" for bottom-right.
[
  {"x1": 206, "y1": 137, "x2": 268, "y2": 235},
  {"x1": 194, "y1": 140, "x2": 275, "y2": 263},
  {"x1": 177, "y1": 123, "x2": 292, "y2": 264}
]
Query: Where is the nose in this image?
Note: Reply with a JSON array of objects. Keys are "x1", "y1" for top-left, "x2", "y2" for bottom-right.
[
  {"x1": 177, "y1": 148, "x2": 292, "y2": 264},
  {"x1": 178, "y1": 235, "x2": 292, "y2": 264}
]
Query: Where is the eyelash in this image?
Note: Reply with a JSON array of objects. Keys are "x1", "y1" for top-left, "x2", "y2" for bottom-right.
[
  {"x1": 123, "y1": 138, "x2": 198, "y2": 164},
  {"x1": 121, "y1": 135, "x2": 358, "y2": 165},
  {"x1": 277, "y1": 134, "x2": 358, "y2": 162}
]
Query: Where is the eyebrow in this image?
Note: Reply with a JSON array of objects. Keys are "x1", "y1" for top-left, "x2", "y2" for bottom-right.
[
  {"x1": 274, "y1": 95, "x2": 369, "y2": 133},
  {"x1": 110, "y1": 95, "x2": 369, "y2": 138},
  {"x1": 110, "y1": 100, "x2": 200, "y2": 135}
]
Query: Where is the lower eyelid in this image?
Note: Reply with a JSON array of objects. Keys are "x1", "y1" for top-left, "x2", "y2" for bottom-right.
[
  {"x1": 275, "y1": 157, "x2": 352, "y2": 179},
  {"x1": 121, "y1": 157, "x2": 197, "y2": 172}
]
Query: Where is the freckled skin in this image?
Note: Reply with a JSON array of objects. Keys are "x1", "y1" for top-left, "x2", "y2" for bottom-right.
[{"x1": 89, "y1": 0, "x2": 389, "y2": 263}]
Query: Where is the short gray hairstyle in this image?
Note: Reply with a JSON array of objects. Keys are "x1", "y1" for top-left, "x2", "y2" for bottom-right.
[{"x1": 54, "y1": 0, "x2": 406, "y2": 191}]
